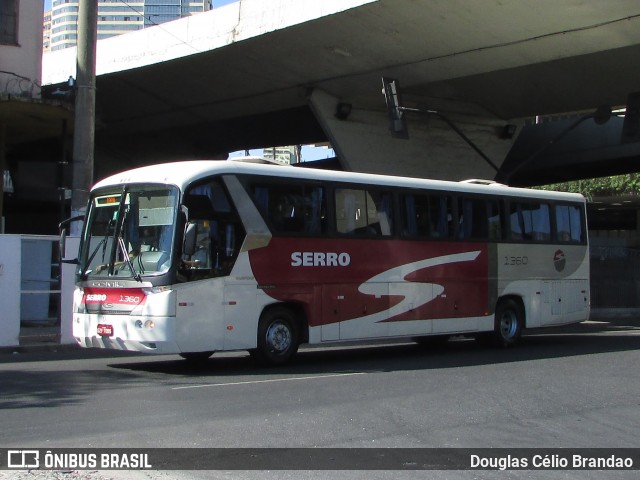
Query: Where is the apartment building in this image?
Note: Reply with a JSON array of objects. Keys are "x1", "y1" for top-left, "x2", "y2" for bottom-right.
[{"x1": 48, "y1": 0, "x2": 212, "y2": 51}]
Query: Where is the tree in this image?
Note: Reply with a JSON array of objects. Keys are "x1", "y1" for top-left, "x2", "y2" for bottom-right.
[{"x1": 540, "y1": 174, "x2": 640, "y2": 200}]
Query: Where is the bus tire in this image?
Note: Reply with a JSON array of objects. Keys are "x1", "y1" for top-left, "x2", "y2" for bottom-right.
[
  {"x1": 254, "y1": 307, "x2": 299, "y2": 366},
  {"x1": 492, "y1": 299, "x2": 523, "y2": 347}
]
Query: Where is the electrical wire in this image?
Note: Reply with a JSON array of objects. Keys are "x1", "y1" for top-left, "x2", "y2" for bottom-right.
[{"x1": 115, "y1": 0, "x2": 204, "y2": 53}]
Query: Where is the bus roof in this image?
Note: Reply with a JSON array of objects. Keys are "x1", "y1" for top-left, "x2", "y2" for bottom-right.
[{"x1": 92, "y1": 159, "x2": 585, "y2": 203}]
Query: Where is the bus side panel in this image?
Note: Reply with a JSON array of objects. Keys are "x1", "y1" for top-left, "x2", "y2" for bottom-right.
[
  {"x1": 250, "y1": 237, "x2": 491, "y2": 341},
  {"x1": 173, "y1": 279, "x2": 226, "y2": 353},
  {"x1": 497, "y1": 243, "x2": 589, "y2": 327}
]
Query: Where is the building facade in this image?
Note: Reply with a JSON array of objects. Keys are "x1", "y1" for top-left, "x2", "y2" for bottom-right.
[
  {"x1": 47, "y1": 0, "x2": 212, "y2": 51},
  {"x1": 1, "y1": 0, "x2": 74, "y2": 233},
  {"x1": 262, "y1": 146, "x2": 300, "y2": 165},
  {"x1": 1, "y1": 0, "x2": 43, "y2": 94}
]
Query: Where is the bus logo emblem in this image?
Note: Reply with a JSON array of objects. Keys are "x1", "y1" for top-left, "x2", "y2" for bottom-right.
[{"x1": 554, "y1": 249, "x2": 566, "y2": 272}]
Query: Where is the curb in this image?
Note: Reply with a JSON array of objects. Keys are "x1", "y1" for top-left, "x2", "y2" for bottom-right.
[{"x1": 0, "y1": 342, "x2": 80, "y2": 355}]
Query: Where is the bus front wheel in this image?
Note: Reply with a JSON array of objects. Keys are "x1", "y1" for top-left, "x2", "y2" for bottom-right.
[
  {"x1": 492, "y1": 299, "x2": 523, "y2": 347},
  {"x1": 254, "y1": 307, "x2": 299, "y2": 365}
]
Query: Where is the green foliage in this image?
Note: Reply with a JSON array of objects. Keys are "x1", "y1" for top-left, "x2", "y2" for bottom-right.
[{"x1": 539, "y1": 174, "x2": 640, "y2": 200}]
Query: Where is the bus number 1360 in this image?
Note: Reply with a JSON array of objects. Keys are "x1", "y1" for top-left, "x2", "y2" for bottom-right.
[{"x1": 505, "y1": 256, "x2": 528, "y2": 266}]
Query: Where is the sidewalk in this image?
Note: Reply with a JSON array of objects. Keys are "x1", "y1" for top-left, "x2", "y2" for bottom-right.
[
  {"x1": 3, "y1": 309, "x2": 640, "y2": 355},
  {"x1": 2, "y1": 323, "x2": 79, "y2": 354}
]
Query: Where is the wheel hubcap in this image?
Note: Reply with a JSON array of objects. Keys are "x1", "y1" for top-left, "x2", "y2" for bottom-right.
[
  {"x1": 500, "y1": 310, "x2": 518, "y2": 339},
  {"x1": 266, "y1": 321, "x2": 291, "y2": 353}
]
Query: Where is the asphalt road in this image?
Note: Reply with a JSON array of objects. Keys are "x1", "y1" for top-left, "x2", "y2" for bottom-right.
[{"x1": 1, "y1": 322, "x2": 640, "y2": 479}]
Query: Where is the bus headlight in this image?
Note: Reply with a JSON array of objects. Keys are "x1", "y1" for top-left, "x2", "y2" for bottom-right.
[
  {"x1": 73, "y1": 288, "x2": 85, "y2": 313},
  {"x1": 134, "y1": 319, "x2": 155, "y2": 329}
]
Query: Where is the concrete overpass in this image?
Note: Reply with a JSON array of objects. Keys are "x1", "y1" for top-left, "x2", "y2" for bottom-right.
[{"x1": 41, "y1": 0, "x2": 640, "y2": 185}]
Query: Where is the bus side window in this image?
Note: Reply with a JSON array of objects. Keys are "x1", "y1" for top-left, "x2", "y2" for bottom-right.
[
  {"x1": 555, "y1": 204, "x2": 584, "y2": 243},
  {"x1": 458, "y1": 197, "x2": 490, "y2": 240},
  {"x1": 402, "y1": 193, "x2": 452, "y2": 239},
  {"x1": 182, "y1": 194, "x2": 216, "y2": 269},
  {"x1": 335, "y1": 188, "x2": 393, "y2": 237},
  {"x1": 181, "y1": 180, "x2": 246, "y2": 279},
  {"x1": 371, "y1": 191, "x2": 393, "y2": 236},
  {"x1": 402, "y1": 194, "x2": 418, "y2": 236},
  {"x1": 509, "y1": 201, "x2": 550, "y2": 242},
  {"x1": 433, "y1": 195, "x2": 453, "y2": 238},
  {"x1": 488, "y1": 199, "x2": 503, "y2": 241},
  {"x1": 252, "y1": 184, "x2": 326, "y2": 235}
]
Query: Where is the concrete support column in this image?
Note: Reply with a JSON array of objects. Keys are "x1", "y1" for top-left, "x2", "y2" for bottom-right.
[
  {"x1": 308, "y1": 88, "x2": 513, "y2": 181},
  {"x1": 71, "y1": 0, "x2": 98, "y2": 235}
]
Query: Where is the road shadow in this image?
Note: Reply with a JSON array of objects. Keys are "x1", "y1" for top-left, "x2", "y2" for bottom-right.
[
  {"x1": 2, "y1": 321, "x2": 638, "y2": 410},
  {"x1": 108, "y1": 321, "x2": 640, "y2": 378},
  {"x1": 0, "y1": 367, "x2": 147, "y2": 410}
]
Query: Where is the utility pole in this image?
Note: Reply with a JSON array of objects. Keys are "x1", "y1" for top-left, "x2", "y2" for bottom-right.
[{"x1": 70, "y1": 0, "x2": 98, "y2": 235}]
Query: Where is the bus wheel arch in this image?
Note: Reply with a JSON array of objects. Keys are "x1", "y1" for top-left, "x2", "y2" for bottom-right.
[
  {"x1": 492, "y1": 296, "x2": 525, "y2": 347},
  {"x1": 253, "y1": 304, "x2": 306, "y2": 365}
]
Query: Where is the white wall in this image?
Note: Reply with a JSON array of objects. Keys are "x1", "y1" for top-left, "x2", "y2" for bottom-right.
[
  {"x1": 60, "y1": 237, "x2": 80, "y2": 345},
  {"x1": 0, "y1": 236, "x2": 21, "y2": 347},
  {"x1": 0, "y1": 1, "x2": 44, "y2": 97},
  {"x1": 0, "y1": 234, "x2": 77, "y2": 348}
]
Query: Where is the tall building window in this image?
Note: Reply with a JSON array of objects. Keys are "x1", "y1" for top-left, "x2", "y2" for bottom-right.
[
  {"x1": 0, "y1": 0, "x2": 18, "y2": 45},
  {"x1": 48, "y1": 0, "x2": 211, "y2": 50}
]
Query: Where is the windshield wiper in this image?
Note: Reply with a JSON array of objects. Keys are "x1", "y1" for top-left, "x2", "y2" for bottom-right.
[
  {"x1": 108, "y1": 186, "x2": 129, "y2": 276},
  {"x1": 80, "y1": 218, "x2": 113, "y2": 280},
  {"x1": 117, "y1": 235, "x2": 142, "y2": 282}
]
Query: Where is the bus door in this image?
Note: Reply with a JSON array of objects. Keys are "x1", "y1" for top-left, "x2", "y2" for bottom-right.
[
  {"x1": 222, "y1": 282, "x2": 260, "y2": 350},
  {"x1": 321, "y1": 283, "x2": 391, "y2": 341},
  {"x1": 387, "y1": 281, "x2": 433, "y2": 336}
]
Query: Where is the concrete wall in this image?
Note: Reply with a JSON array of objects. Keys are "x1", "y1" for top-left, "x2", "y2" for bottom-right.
[
  {"x1": 0, "y1": 0, "x2": 44, "y2": 97},
  {"x1": 0, "y1": 236, "x2": 21, "y2": 346}
]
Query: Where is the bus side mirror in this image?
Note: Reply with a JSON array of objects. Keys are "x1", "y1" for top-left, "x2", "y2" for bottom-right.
[
  {"x1": 183, "y1": 222, "x2": 197, "y2": 257},
  {"x1": 58, "y1": 215, "x2": 84, "y2": 265}
]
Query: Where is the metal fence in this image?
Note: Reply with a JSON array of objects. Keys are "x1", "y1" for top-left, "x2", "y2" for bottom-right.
[{"x1": 0, "y1": 235, "x2": 77, "y2": 347}]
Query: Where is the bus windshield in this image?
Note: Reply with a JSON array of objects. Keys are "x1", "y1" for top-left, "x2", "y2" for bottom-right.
[{"x1": 78, "y1": 185, "x2": 179, "y2": 280}]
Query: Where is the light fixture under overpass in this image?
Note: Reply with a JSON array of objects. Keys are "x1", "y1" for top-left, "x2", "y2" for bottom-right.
[
  {"x1": 501, "y1": 124, "x2": 518, "y2": 139},
  {"x1": 335, "y1": 102, "x2": 352, "y2": 120}
]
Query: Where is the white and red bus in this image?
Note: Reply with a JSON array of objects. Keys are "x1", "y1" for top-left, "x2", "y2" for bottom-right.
[{"x1": 65, "y1": 159, "x2": 589, "y2": 364}]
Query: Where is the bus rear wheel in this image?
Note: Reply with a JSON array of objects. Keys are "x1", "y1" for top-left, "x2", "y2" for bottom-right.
[
  {"x1": 492, "y1": 299, "x2": 523, "y2": 347},
  {"x1": 253, "y1": 307, "x2": 299, "y2": 366}
]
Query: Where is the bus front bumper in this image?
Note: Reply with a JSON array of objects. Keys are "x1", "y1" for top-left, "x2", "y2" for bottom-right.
[{"x1": 72, "y1": 313, "x2": 180, "y2": 354}]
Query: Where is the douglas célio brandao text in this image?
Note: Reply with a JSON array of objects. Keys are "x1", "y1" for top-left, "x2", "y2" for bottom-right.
[{"x1": 470, "y1": 453, "x2": 634, "y2": 470}]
